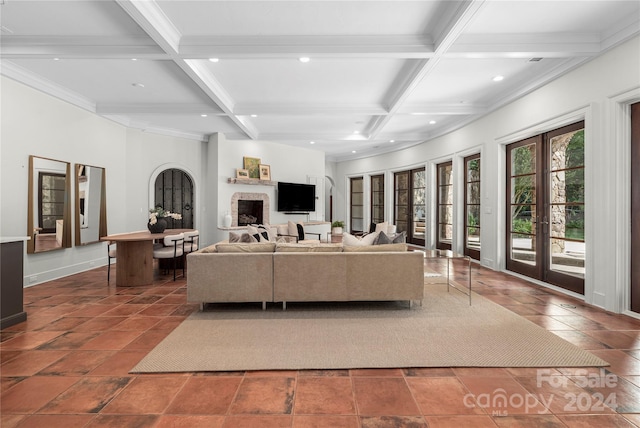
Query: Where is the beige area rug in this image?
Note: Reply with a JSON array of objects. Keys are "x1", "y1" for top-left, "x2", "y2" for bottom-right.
[{"x1": 132, "y1": 284, "x2": 608, "y2": 373}]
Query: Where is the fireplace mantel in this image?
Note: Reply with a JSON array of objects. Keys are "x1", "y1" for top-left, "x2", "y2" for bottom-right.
[{"x1": 227, "y1": 177, "x2": 276, "y2": 186}]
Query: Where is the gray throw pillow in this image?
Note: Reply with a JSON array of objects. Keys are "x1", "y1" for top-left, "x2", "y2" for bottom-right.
[
  {"x1": 374, "y1": 231, "x2": 392, "y2": 245},
  {"x1": 392, "y1": 231, "x2": 407, "y2": 243}
]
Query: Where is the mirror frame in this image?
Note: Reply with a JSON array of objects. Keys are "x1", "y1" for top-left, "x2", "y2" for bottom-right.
[
  {"x1": 27, "y1": 155, "x2": 72, "y2": 254},
  {"x1": 75, "y1": 164, "x2": 107, "y2": 246}
]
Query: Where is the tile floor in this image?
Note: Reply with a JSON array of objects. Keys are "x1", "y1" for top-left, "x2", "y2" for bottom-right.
[{"x1": 2, "y1": 260, "x2": 640, "y2": 427}]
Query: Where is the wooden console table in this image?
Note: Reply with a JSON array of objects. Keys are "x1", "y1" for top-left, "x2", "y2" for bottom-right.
[
  {"x1": 101, "y1": 229, "x2": 193, "y2": 287},
  {"x1": 424, "y1": 249, "x2": 472, "y2": 305}
]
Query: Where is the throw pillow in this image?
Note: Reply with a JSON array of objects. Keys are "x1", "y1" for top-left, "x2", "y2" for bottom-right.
[
  {"x1": 247, "y1": 225, "x2": 269, "y2": 242},
  {"x1": 342, "y1": 231, "x2": 379, "y2": 246},
  {"x1": 229, "y1": 231, "x2": 241, "y2": 243},
  {"x1": 392, "y1": 231, "x2": 407, "y2": 243},
  {"x1": 287, "y1": 220, "x2": 298, "y2": 237},
  {"x1": 296, "y1": 223, "x2": 305, "y2": 241},
  {"x1": 374, "y1": 231, "x2": 392, "y2": 245},
  {"x1": 375, "y1": 222, "x2": 389, "y2": 234}
]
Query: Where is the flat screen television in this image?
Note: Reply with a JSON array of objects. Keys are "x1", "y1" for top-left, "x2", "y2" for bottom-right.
[{"x1": 277, "y1": 181, "x2": 316, "y2": 212}]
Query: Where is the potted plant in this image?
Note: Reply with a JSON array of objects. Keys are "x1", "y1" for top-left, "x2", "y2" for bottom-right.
[{"x1": 331, "y1": 220, "x2": 345, "y2": 235}]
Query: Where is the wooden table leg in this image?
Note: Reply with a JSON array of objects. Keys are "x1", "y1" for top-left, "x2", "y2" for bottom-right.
[{"x1": 115, "y1": 240, "x2": 154, "y2": 286}]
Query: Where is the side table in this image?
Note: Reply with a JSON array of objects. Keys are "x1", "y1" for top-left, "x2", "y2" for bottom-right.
[{"x1": 424, "y1": 249, "x2": 472, "y2": 305}]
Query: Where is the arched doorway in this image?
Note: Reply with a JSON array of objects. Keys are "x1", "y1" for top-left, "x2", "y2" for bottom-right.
[{"x1": 153, "y1": 168, "x2": 194, "y2": 229}]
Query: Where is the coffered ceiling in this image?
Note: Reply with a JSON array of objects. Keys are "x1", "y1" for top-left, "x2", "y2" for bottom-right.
[{"x1": 2, "y1": 1, "x2": 639, "y2": 161}]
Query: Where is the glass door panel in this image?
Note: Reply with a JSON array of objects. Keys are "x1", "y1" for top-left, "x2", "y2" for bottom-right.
[
  {"x1": 412, "y1": 169, "x2": 426, "y2": 244},
  {"x1": 464, "y1": 154, "x2": 481, "y2": 259},
  {"x1": 436, "y1": 162, "x2": 452, "y2": 250},
  {"x1": 395, "y1": 168, "x2": 425, "y2": 246},
  {"x1": 350, "y1": 177, "x2": 364, "y2": 234}
]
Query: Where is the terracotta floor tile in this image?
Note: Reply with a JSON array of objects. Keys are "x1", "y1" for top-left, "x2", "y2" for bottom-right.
[
  {"x1": 137, "y1": 304, "x2": 181, "y2": 316},
  {"x1": 402, "y1": 368, "x2": 456, "y2": 377},
  {"x1": 298, "y1": 369, "x2": 350, "y2": 377},
  {"x1": 0, "y1": 375, "x2": 79, "y2": 413},
  {"x1": 360, "y1": 415, "x2": 428, "y2": 427},
  {"x1": 551, "y1": 330, "x2": 610, "y2": 350},
  {"x1": 66, "y1": 304, "x2": 121, "y2": 317},
  {"x1": 406, "y1": 377, "x2": 484, "y2": 415},
  {"x1": 492, "y1": 414, "x2": 565, "y2": 427},
  {"x1": 351, "y1": 368, "x2": 404, "y2": 377},
  {"x1": 522, "y1": 315, "x2": 574, "y2": 330},
  {"x1": 0, "y1": 414, "x2": 25, "y2": 428},
  {"x1": 36, "y1": 331, "x2": 101, "y2": 350},
  {"x1": 38, "y1": 376, "x2": 131, "y2": 414},
  {"x1": 353, "y1": 377, "x2": 421, "y2": 416},
  {"x1": 294, "y1": 377, "x2": 355, "y2": 415},
  {"x1": 293, "y1": 415, "x2": 359, "y2": 428},
  {"x1": 153, "y1": 415, "x2": 225, "y2": 428},
  {"x1": 1, "y1": 331, "x2": 64, "y2": 350},
  {"x1": 423, "y1": 415, "x2": 497, "y2": 428},
  {"x1": 79, "y1": 330, "x2": 142, "y2": 350},
  {"x1": 231, "y1": 376, "x2": 296, "y2": 415},
  {"x1": 37, "y1": 350, "x2": 116, "y2": 376},
  {"x1": 165, "y1": 376, "x2": 242, "y2": 414},
  {"x1": 589, "y1": 349, "x2": 640, "y2": 376},
  {"x1": 101, "y1": 376, "x2": 187, "y2": 414},
  {"x1": 557, "y1": 414, "x2": 637, "y2": 427},
  {"x1": 89, "y1": 350, "x2": 148, "y2": 376},
  {"x1": 14, "y1": 414, "x2": 95, "y2": 428},
  {"x1": 458, "y1": 376, "x2": 547, "y2": 415},
  {"x1": 71, "y1": 316, "x2": 128, "y2": 332},
  {"x1": 0, "y1": 377, "x2": 27, "y2": 394},
  {"x1": 81, "y1": 414, "x2": 158, "y2": 427},
  {"x1": 550, "y1": 315, "x2": 607, "y2": 331},
  {"x1": 584, "y1": 330, "x2": 640, "y2": 350},
  {"x1": 148, "y1": 316, "x2": 185, "y2": 331},
  {"x1": 121, "y1": 329, "x2": 170, "y2": 351},
  {"x1": 622, "y1": 413, "x2": 640, "y2": 426},
  {"x1": 35, "y1": 316, "x2": 92, "y2": 331},
  {"x1": 452, "y1": 368, "x2": 511, "y2": 377},
  {"x1": 0, "y1": 350, "x2": 68, "y2": 376},
  {"x1": 223, "y1": 415, "x2": 293, "y2": 428},
  {"x1": 110, "y1": 316, "x2": 162, "y2": 331}
]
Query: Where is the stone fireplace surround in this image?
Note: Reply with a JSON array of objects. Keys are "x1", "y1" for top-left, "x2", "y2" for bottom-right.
[{"x1": 230, "y1": 192, "x2": 270, "y2": 227}]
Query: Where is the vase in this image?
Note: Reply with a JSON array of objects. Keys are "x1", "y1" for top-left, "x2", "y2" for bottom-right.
[
  {"x1": 148, "y1": 218, "x2": 167, "y2": 233},
  {"x1": 223, "y1": 211, "x2": 232, "y2": 228}
]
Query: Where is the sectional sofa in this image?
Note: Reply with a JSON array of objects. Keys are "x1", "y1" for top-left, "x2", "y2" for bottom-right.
[{"x1": 186, "y1": 241, "x2": 425, "y2": 310}]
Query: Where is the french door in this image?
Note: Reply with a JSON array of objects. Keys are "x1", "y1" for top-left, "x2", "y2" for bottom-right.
[
  {"x1": 350, "y1": 177, "x2": 364, "y2": 234},
  {"x1": 631, "y1": 103, "x2": 640, "y2": 313},
  {"x1": 154, "y1": 169, "x2": 194, "y2": 229},
  {"x1": 436, "y1": 161, "x2": 453, "y2": 250},
  {"x1": 464, "y1": 154, "x2": 481, "y2": 260},
  {"x1": 506, "y1": 121, "x2": 585, "y2": 294},
  {"x1": 394, "y1": 168, "x2": 425, "y2": 246}
]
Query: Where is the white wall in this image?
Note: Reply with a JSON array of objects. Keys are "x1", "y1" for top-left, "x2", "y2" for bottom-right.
[
  {"x1": 212, "y1": 133, "x2": 326, "y2": 243},
  {"x1": 334, "y1": 35, "x2": 640, "y2": 312},
  {"x1": 0, "y1": 77, "x2": 203, "y2": 285}
]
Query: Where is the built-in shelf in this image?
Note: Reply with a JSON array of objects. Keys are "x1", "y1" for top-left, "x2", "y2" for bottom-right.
[{"x1": 227, "y1": 177, "x2": 277, "y2": 186}]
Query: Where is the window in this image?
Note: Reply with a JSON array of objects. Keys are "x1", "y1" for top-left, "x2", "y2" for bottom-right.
[
  {"x1": 464, "y1": 154, "x2": 481, "y2": 260},
  {"x1": 370, "y1": 174, "x2": 385, "y2": 225},
  {"x1": 350, "y1": 177, "x2": 364, "y2": 234},
  {"x1": 436, "y1": 161, "x2": 453, "y2": 250}
]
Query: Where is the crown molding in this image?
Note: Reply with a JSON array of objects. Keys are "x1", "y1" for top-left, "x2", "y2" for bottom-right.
[{"x1": 1, "y1": 61, "x2": 96, "y2": 112}]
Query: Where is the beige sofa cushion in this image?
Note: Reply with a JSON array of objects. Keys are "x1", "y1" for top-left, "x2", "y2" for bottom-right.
[
  {"x1": 276, "y1": 243, "x2": 343, "y2": 252},
  {"x1": 342, "y1": 231, "x2": 379, "y2": 246},
  {"x1": 200, "y1": 244, "x2": 218, "y2": 253},
  {"x1": 215, "y1": 242, "x2": 276, "y2": 253},
  {"x1": 343, "y1": 243, "x2": 407, "y2": 252}
]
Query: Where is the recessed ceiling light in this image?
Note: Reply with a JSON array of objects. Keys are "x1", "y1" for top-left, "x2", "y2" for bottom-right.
[
  {"x1": 389, "y1": 140, "x2": 395, "y2": 143},
  {"x1": 310, "y1": 141, "x2": 315, "y2": 145},
  {"x1": 429, "y1": 120, "x2": 436, "y2": 125},
  {"x1": 131, "y1": 58, "x2": 137, "y2": 61},
  {"x1": 209, "y1": 58, "x2": 219, "y2": 63},
  {"x1": 201, "y1": 114, "x2": 208, "y2": 117},
  {"x1": 53, "y1": 58, "x2": 60, "y2": 61},
  {"x1": 492, "y1": 75, "x2": 504, "y2": 82},
  {"x1": 250, "y1": 114, "x2": 257, "y2": 118},
  {"x1": 299, "y1": 57, "x2": 310, "y2": 63},
  {"x1": 131, "y1": 83, "x2": 145, "y2": 88},
  {"x1": 353, "y1": 130, "x2": 360, "y2": 134},
  {"x1": 352, "y1": 150, "x2": 357, "y2": 154}
]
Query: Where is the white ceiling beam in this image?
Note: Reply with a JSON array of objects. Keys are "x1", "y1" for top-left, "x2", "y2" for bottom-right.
[
  {"x1": 116, "y1": 0, "x2": 258, "y2": 140},
  {"x1": 96, "y1": 103, "x2": 225, "y2": 115},
  {"x1": 234, "y1": 103, "x2": 389, "y2": 116},
  {"x1": 366, "y1": 0, "x2": 487, "y2": 140}
]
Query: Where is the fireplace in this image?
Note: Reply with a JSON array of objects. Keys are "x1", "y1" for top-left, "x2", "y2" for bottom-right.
[
  {"x1": 230, "y1": 192, "x2": 270, "y2": 227},
  {"x1": 238, "y1": 200, "x2": 263, "y2": 226}
]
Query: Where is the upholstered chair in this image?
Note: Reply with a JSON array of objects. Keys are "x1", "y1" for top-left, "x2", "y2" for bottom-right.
[
  {"x1": 183, "y1": 230, "x2": 199, "y2": 254},
  {"x1": 153, "y1": 233, "x2": 184, "y2": 281}
]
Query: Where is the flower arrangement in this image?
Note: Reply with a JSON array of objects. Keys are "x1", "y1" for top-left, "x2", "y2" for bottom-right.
[{"x1": 149, "y1": 207, "x2": 182, "y2": 225}]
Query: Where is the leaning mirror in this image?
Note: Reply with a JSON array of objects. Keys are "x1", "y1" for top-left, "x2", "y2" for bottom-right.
[
  {"x1": 27, "y1": 155, "x2": 72, "y2": 254},
  {"x1": 75, "y1": 164, "x2": 107, "y2": 246}
]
